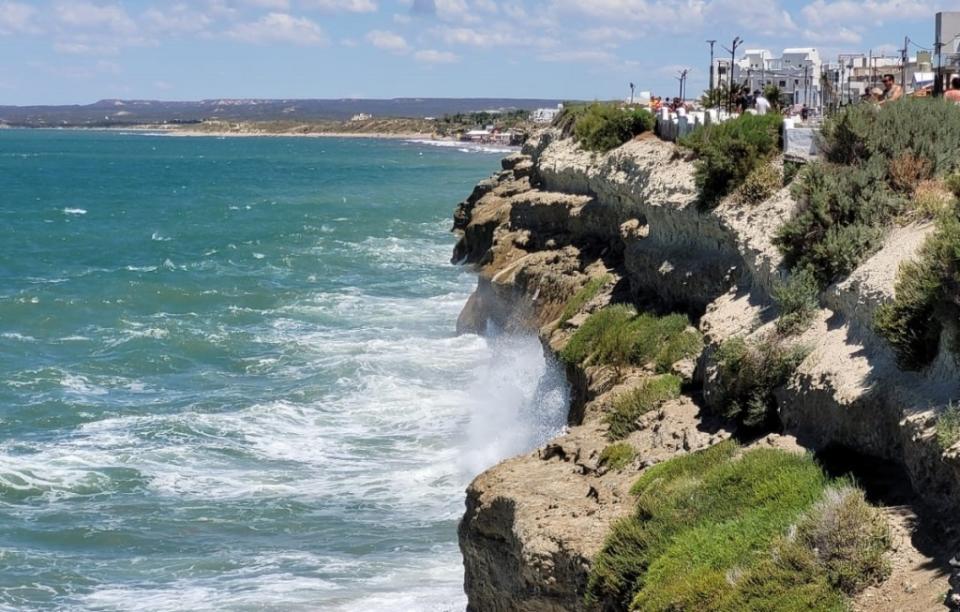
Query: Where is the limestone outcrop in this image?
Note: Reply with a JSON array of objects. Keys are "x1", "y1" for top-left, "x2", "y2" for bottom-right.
[{"x1": 453, "y1": 129, "x2": 960, "y2": 611}]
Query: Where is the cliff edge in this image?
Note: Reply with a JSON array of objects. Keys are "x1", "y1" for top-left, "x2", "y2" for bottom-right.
[{"x1": 453, "y1": 128, "x2": 960, "y2": 611}]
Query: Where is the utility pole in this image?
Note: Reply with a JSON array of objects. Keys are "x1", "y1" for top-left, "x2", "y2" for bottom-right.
[
  {"x1": 901, "y1": 36, "x2": 909, "y2": 93},
  {"x1": 676, "y1": 69, "x2": 689, "y2": 100},
  {"x1": 721, "y1": 36, "x2": 743, "y2": 113},
  {"x1": 707, "y1": 40, "x2": 717, "y2": 90},
  {"x1": 629, "y1": 82, "x2": 635, "y2": 104}
]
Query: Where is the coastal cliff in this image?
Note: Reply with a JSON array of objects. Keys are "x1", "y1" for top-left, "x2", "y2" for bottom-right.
[{"x1": 452, "y1": 127, "x2": 960, "y2": 611}]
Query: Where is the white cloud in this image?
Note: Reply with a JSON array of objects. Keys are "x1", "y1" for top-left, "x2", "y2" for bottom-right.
[
  {"x1": 365, "y1": 29, "x2": 409, "y2": 52},
  {"x1": 801, "y1": 0, "x2": 928, "y2": 27},
  {"x1": 245, "y1": 0, "x2": 291, "y2": 8},
  {"x1": 801, "y1": 25, "x2": 862, "y2": 45},
  {"x1": 538, "y1": 49, "x2": 616, "y2": 63},
  {"x1": 438, "y1": 26, "x2": 511, "y2": 46},
  {"x1": 228, "y1": 12, "x2": 326, "y2": 45},
  {"x1": 437, "y1": 25, "x2": 554, "y2": 48},
  {"x1": 301, "y1": 0, "x2": 378, "y2": 12},
  {"x1": 55, "y1": 1, "x2": 137, "y2": 34},
  {"x1": 144, "y1": 5, "x2": 213, "y2": 34},
  {"x1": 0, "y1": 1, "x2": 36, "y2": 35},
  {"x1": 414, "y1": 48, "x2": 458, "y2": 63}
]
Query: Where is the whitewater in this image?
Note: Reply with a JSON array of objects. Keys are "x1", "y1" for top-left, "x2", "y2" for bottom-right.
[{"x1": 0, "y1": 130, "x2": 568, "y2": 610}]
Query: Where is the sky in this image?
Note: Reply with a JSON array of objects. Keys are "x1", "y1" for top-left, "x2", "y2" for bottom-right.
[{"x1": 0, "y1": 0, "x2": 952, "y2": 105}]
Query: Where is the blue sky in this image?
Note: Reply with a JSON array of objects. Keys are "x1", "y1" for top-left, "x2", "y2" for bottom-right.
[{"x1": 0, "y1": 0, "x2": 951, "y2": 105}]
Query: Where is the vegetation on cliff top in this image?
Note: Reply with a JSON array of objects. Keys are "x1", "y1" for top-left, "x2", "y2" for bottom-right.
[
  {"x1": 587, "y1": 442, "x2": 890, "y2": 611},
  {"x1": 775, "y1": 98, "x2": 960, "y2": 288},
  {"x1": 556, "y1": 102, "x2": 654, "y2": 153},
  {"x1": 606, "y1": 374, "x2": 682, "y2": 440},
  {"x1": 559, "y1": 305, "x2": 702, "y2": 374},
  {"x1": 679, "y1": 113, "x2": 783, "y2": 209}
]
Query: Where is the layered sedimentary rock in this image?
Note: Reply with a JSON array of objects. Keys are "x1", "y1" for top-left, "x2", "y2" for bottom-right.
[{"x1": 453, "y1": 129, "x2": 960, "y2": 611}]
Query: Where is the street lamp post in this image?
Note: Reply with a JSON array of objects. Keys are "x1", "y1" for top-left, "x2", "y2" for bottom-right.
[
  {"x1": 722, "y1": 36, "x2": 743, "y2": 113},
  {"x1": 707, "y1": 40, "x2": 717, "y2": 91}
]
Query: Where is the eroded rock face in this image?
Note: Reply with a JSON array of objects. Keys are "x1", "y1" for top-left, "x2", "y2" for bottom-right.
[{"x1": 452, "y1": 128, "x2": 960, "y2": 611}]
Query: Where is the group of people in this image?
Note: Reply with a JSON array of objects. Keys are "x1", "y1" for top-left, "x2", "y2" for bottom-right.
[
  {"x1": 735, "y1": 87, "x2": 773, "y2": 115},
  {"x1": 649, "y1": 96, "x2": 687, "y2": 113},
  {"x1": 862, "y1": 73, "x2": 960, "y2": 105},
  {"x1": 861, "y1": 74, "x2": 904, "y2": 105}
]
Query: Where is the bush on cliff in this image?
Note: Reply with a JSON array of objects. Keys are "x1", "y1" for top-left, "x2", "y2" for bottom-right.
[
  {"x1": 606, "y1": 374, "x2": 682, "y2": 440},
  {"x1": 715, "y1": 335, "x2": 807, "y2": 431},
  {"x1": 558, "y1": 274, "x2": 613, "y2": 325},
  {"x1": 772, "y1": 267, "x2": 820, "y2": 335},
  {"x1": 571, "y1": 103, "x2": 654, "y2": 153},
  {"x1": 560, "y1": 305, "x2": 702, "y2": 374},
  {"x1": 587, "y1": 442, "x2": 890, "y2": 611},
  {"x1": 936, "y1": 402, "x2": 960, "y2": 450},
  {"x1": 874, "y1": 210, "x2": 960, "y2": 369},
  {"x1": 776, "y1": 99, "x2": 960, "y2": 287},
  {"x1": 679, "y1": 113, "x2": 783, "y2": 209},
  {"x1": 738, "y1": 162, "x2": 782, "y2": 204},
  {"x1": 774, "y1": 158, "x2": 903, "y2": 286}
]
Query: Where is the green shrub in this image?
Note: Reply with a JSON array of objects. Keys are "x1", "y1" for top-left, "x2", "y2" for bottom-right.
[
  {"x1": 572, "y1": 103, "x2": 654, "y2": 152},
  {"x1": 738, "y1": 162, "x2": 782, "y2": 204},
  {"x1": 680, "y1": 113, "x2": 783, "y2": 209},
  {"x1": 606, "y1": 374, "x2": 682, "y2": 440},
  {"x1": 560, "y1": 306, "x2": 702, "y2": 374},
  {"x1": 558, "y1": 274, "x2": 612, "y2": 325},
  {"x1": 774, "y1": 158, "x2": 903, "y2": 285},
  {"x1": 587, "y1": 442, "x2": 883, "y2": 611},
  {"x1": 875, "y1": 213, "x2": 960, "y2": 369},
  {"x1": 794, "y1": 486, "x2": 891, "y2": 594},
  {"x1": 820, "y1": 98, "x2": 960, "y2": 175},
  {"x1": 782, "y1": 160, "x2": 803, "y2": 186},
  {"x1": 946, "y1": 172, "x2": 960, "y2": 198},
  {"x1": 936, "y1": 402, "x2": 960, "y2": 450},
  {"x1": 778, "y1": 99, "x2": 960, "y2": 287},
  {"x1": 599, "y1": 442, "x2": 636, "y2": 470},
  {"x1": 773, "y1": 267, "x2": 820, "y2": 335},
  {"x1": 715, "y1": 335, "x2": 807, "y2": 430}
]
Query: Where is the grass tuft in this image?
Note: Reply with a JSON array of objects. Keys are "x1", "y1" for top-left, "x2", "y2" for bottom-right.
[
  {"x1": 558, "y1": 274, "x2": 612, "y2": 325},
  {"x1": 587, "y1": 443, "x2": 890, "y2": 611},
  {"x1": 560, "y1": 306, "x2": 702, "y2": 374},
  {"x1": 599, "y1": 442, "x2": 636, "y2": 470},
  {"x1": 606, "y1": 374, "x2": 682, "y2": 440}
]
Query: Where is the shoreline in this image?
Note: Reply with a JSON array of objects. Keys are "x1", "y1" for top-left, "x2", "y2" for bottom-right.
[{"x1": 26, "y1": 125, "x2": 452, "y2": 141}]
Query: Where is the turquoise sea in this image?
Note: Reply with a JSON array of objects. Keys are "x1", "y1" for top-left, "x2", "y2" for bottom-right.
[{"x1": 0, "y1": 130, "x2": 568, "y2": 611}]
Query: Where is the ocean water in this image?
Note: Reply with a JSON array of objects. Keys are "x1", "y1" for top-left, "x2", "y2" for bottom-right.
[{"x1": 0, "y1": 131, "x2": 569, "y2": 611}]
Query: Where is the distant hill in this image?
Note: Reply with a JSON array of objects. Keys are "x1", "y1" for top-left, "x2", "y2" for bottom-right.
[{"x1": 0, "y1": 98, "x2": 568, "y2": 127}]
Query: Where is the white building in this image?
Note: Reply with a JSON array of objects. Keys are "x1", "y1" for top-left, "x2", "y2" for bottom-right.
[
  {"x1": 350, "y1": 113, "x2": 373, "y2": 121},
  {"x1": 531, "y1": 104, "x2": 563, "y2": 124},
  {"x1": 714, "y1": 47, "x2": 823, "y2": 107}
]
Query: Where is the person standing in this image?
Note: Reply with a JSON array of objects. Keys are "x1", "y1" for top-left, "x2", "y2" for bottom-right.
[
  {"x1": 880, "y1": 74, "x2": 903, "y2": 105},
  {"x1": 754, "y1": 90, "x2": 771, "y2": 115},
  {"x1": 946, "y1": 76, "x2": 960, "y2": 104}
]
